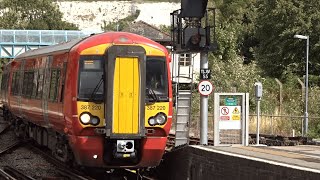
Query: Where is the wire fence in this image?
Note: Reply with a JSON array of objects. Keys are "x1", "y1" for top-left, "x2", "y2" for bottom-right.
[{"x1": 172, "y1": 114, "x2": 320, "y2": 138}]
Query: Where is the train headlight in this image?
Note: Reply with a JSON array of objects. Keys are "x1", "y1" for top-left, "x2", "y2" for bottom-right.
[
  {"x1": 148, "y1": 117, "x2": 156, "y2": 126},
  {"x1": 148, "y1": 113, "x2": 167, "y2": 126},
  {"x1": 80, "y1": 113, "x2": 91, "y2": 124},
  {"x1": 91, "y1": 116, "x2": 100, "y2": 126},
  {"x1": 155, "y1": 113, "x2": 167, "y2": 125}
]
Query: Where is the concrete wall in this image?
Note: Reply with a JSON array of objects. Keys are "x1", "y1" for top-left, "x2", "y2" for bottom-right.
[{"x1": 156, "y1": 146, "x2": 320, "y2": 180}]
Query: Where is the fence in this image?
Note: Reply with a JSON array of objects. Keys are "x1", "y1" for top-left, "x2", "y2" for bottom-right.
[{"x1": 172, "y1": 114, "x2": 320, "y2": 138}]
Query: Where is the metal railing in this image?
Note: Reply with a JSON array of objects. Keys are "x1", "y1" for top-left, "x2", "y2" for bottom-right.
[{"x1": 0, "y1": 29, "x2": 100, "y2": 45}]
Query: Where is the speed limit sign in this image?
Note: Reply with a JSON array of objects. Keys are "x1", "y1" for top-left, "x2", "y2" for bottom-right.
[{"x1": 198, "y1": 80, "x2": 214, "y2": 96}]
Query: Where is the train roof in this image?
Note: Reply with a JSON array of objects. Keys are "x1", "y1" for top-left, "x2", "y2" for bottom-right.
[
  {"x1": 14, "y1": 37, "x2": 85, "y2": 60},
  {"x1": 14, "y1": 32, "x2": 167, "y2": 61}
]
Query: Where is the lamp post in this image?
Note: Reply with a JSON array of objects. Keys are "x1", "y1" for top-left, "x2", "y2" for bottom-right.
[{"x1": 294, "y1": 34, "x2": 309, "y2": 136}]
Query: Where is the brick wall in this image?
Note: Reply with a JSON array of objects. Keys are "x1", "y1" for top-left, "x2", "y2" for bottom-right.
[{"x1": 155, "y1": 146, "x2": 320, "y2": 180}]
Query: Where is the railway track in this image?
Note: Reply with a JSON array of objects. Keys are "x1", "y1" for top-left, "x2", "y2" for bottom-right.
[
  {"x1": 56, "y1": 166, "x2": 94, "y2": 180},
  {"x1": 0, "y1": 166, "x2": 35, "y2": 180},
  {"x1": 120, "y1": 169, "x2": 157, "y2": 180},
  {"x1": 0, "y1": 141, "x2": 22, "y2": 156},
  {"x1": 0, "y1": 123, "x2": 10, "y2": 136},
  {"x1": 26, "y1": 144, "x2": 94, "y2": 180}
]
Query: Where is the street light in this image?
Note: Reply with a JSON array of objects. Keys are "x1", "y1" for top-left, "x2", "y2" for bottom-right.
[{"x1": 294, "y1": 34, "x2": 309, "y2": 136}]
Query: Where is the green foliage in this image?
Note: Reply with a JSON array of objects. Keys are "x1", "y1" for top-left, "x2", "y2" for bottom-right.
[
  {"x1": 0, "y1": 59, "x2": 9, "y2": 74},
  {"x1": 213, "y1": 0, "x2": 258, "y2": 63},
  {"x1": 102, "y1": 10, "x2": 140, "y2": 32},
  {"x1": 255, "y1": 0, "x2": 320, "y2": 78},
  {"x1": 159, "y1": 25, "x2": 171, "y2": 35},
  {"x1": 0, "y1": 0, "x2": 78, "y2": 30}
]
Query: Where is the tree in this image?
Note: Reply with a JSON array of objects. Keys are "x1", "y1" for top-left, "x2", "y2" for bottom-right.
[
  {"x1": 102, "y1": 10, "x2": 140, "y2": 32},
  {"x1": 212, "y1": 0, "x2": 259, "y2": 63},
  {"x1": 255, "y1": 0, "x2": 320, "y2": 78},
  {"x1": 0, "y1": 0, "x2": 78, "y2": 30}
]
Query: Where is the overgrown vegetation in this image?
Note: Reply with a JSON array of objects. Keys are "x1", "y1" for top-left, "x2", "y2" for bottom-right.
[
  {"x1": 192, "y1": 0, "x2": 320, "y2": 137},
  {"x1": 0, "y1": 0, "x2": 78, "y2": 30}
]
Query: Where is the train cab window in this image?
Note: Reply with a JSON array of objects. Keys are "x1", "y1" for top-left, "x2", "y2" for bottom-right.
[
  {"x1": 78, "y1": 56, "x2": 104, "y2": 101},
  {"x1": 146, "y1": 57, "x2": 169, "y2": 101}
]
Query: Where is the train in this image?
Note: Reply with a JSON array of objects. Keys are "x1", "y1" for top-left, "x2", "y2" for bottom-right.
[{"x1": 0, "y1": 32, "x2": 173, "y2": 169}]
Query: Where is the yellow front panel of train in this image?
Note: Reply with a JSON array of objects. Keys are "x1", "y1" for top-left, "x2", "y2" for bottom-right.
[{"x1": 113, "y1": 57, "x2": 139, "y2": 134}]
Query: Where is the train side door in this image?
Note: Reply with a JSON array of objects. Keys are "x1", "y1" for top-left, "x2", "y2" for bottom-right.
[
  {"x1": 60, "y1": 61, "x2": 67, "y2": 119},
  {"x1": 48, "y1": 55, "x2": 67, "y2": 131}
]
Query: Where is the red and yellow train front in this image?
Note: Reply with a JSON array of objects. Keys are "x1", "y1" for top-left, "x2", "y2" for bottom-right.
[{"x1": 68, "y1": 33, "x2": 172, "y2": 168}]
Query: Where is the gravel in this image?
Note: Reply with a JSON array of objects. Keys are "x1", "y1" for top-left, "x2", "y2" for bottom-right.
[
  {"x1": 0, "y1": 117, "x2": 60, "y2": 179},
  {"x1": 0, "y1": 147, "x2": 59, "y2": 179}
]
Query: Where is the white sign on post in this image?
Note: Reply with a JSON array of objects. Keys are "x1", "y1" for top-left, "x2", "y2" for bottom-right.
[
  {"x1": 198, "y1": 80, "x2": 214, "y2": 96},
  {"x1": 219, "y1": 106, "x2": 241, "y2": 129}
]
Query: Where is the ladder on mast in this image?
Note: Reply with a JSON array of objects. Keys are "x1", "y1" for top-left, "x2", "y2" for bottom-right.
[{"x1": 171, "y1": 53, "x2": 195, "y2": 147}]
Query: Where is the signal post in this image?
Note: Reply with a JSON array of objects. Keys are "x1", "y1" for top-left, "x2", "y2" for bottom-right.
[{"x1": 171, "y1": 0, "x2": 216, "y2": 145}]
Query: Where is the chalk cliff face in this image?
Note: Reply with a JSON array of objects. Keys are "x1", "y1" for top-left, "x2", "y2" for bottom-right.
[{"x1": 56, "y1": 1, "x2": 180, "y2": 31}]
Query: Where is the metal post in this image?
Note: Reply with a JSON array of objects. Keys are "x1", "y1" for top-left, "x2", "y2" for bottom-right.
[
  {"x1": 305, "y1": 36, "x2": 309, "y2": 136},
  {"x1": 294, "y1": 34, "x2": 309, "y2": 137},
  {"x1": 200, "y1": 52, "x2": 208, "y2": 145},
  {"x1": 256, "y1": 100, "x2": 260, "y2": 145}
]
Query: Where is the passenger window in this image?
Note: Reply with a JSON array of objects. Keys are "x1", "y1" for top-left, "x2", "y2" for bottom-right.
[
  {"x1": 26, "y1": 72, "x2": 34, "y2": 98},
  {"x1": 49, "y1": 69, "x2": 60, "y2": 102},
  {"x1": 11, "y1": 72, "x2": 16, "y2": 94},
  {"x1": 22, "y1": 71, "x2": 34, "y2": 98},
  {"x1": 13, "y1": 72, "x2": 20, "y2": 95},
  {"x1": 22, "y1": 72, "x2": 28, "y2": 96},
  {"x1": 36, "y1": 69, "x2": 44, "y2": 99},
  {"x1": 32, "y1": 70, "x2": 38, "y2": 98}
]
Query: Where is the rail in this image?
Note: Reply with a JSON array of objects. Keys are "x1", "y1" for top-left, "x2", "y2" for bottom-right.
[
  {"x1": 26, "y1": 144, "x2": 94, "y2": 180},
  {"x1": 0, "y1": 141, "x2": 22, "y2": 156},
  {"x1": 0, "y1": 123, "x2": 10, "y2": 136},
  {"x1": 0, "y1": 166, "x2": 35, "y2": 180}
]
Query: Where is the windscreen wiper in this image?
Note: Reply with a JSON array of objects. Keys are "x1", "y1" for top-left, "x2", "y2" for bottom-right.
[
  {"x1": 146, "y1": 87, "x2": 159, "y2": 103},
  {"x1": 89, "y1": 75, "x2": 104, "y2": 101}
]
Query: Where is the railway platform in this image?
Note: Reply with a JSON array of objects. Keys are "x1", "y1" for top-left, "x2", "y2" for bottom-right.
[{"x1": 157, "y1": 145, "x2": 320, "y2": 180}]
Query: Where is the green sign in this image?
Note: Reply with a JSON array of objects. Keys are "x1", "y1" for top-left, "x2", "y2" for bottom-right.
[{"x1": 225, "y1": 97, "x2": 237, "y2": 106}]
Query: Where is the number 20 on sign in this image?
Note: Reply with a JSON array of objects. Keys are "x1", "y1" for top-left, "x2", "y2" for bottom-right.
[{"x1": 198, "y1": 80, "x2": 214, "y2": 96}]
